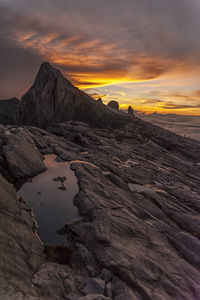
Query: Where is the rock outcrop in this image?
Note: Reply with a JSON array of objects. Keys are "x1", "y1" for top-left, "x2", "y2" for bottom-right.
[
  {"x1": 0, "y1": 97, "x2": 20, "y2": 125},
  {"x1": 2, "y1": 127, "x2": 46, "y2": 179},
  {"x1": 0, "y1": 172, "x2": 45, "y2": 299},
  {"x1": 97, "y1": 98, "x2": 103, "y2": 104},
  {"x1": 20, "y1": 62, "x2": 129, "y2": 129},
  {"x1": 107, "y1": 101, "x2": 119, "y2": 111},
  {"x1": 128, "y1": 106, "x2": 134, "y2": 115},
  {"x1": 0, "y1": 119, "x2": 200, "y2": 299}
]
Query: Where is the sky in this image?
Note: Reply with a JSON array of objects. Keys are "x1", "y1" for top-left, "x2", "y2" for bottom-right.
[{"x1": 0, "y1": 0, "x2": 200, "y2": 114}]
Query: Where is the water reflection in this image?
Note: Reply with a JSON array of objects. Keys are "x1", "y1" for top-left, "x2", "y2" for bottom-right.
[{"x1": 18, "y1": 154, "x2": 79, "y2": 245}]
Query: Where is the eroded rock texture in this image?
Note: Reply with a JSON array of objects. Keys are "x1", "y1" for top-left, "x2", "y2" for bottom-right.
[{"x1": 0, "y1": 119, "x2": 200, "y2": 299}]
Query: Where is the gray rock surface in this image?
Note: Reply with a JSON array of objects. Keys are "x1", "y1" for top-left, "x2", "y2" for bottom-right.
[
  {"x1": 0, "y1": 172, "x2": 44, "y2": 299},
  {"x1": 0, "y1": 97, "x2": 20, "y2": 125},
  {"x1": 20, "y1": 62, "x2": 130, "y2": 129},
  {"x1": 0, "y1": 103, "x2": 200, "y2": 299},
  {"x1": 2, "y1": 128, "x2": 46, "y2": 179}
]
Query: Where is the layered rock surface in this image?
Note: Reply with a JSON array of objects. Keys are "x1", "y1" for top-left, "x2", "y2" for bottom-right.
[{"x1": 0, "y1": 119, "x2": 200, "y2": 299}]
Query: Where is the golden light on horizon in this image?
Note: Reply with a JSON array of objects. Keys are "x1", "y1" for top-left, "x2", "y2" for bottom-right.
[{"x1": 11, "y1": 30, "x2": 200, "y2": 116}]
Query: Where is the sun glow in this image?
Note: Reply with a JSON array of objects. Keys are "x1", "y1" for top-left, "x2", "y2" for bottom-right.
[{"x1": 10, "y1": 30, "x2": 200, "y2": 116}]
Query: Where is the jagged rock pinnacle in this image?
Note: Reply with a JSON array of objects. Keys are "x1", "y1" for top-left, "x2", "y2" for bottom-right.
[{"x1": 19, "y1": 62, "x2": 131, "y2": 128}]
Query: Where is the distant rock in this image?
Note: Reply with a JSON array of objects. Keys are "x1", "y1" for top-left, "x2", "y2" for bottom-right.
[
  {"x1": 97, "y1": 98, "x2": 103, "y2": 104},
  {"x1": 107, "y1": 100, "x2": 119, "y2": 110},
  {"x1": 128, "y1": 106, "x2": 134, "y2": 115},
  {"x1": 20, "y1": 62, "x2": 129, "y2": 129},
  {"x1": 0, "y1": 97, "x2": 20, "y2": 125}
]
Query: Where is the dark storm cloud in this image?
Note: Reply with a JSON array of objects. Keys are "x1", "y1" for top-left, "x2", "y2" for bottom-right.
[{"x1": 0, "y1": 0, "x2": 200, "y2": 98}]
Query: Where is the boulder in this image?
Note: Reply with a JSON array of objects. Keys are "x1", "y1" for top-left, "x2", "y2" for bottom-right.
[
  {"x1": 3, "y1": 128, "x2": 46, "y2": 179},
  {"x1": 107, "y1": 101, "x2": 119, "y2": 110}
]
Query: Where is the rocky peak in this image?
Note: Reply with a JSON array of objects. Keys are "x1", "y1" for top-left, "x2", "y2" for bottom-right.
[
  {"x1": 20, "y1": 62, "x2": 130, "y2": 129},
  {"x1": 97, "y1": 98, "x2": 103, "y2": 104},
  {"x1": 128, "y1": 105, "x2": 134, "y2": 115},
  {"x1": 107, "y1": 100, "x2": 119, "y2": 110},
  {"x1": 33, "y1": 62, "x2": 72, "y2": 89}
]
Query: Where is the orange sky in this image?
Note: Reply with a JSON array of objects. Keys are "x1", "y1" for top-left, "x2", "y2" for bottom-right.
[{"x1": 0, "y1": 0, "x2": 200, "y2": 115}]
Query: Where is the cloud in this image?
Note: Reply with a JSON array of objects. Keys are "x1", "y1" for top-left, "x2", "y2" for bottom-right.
[
  {"x1": 139, "y1": 98, "x2": 163, "y2": 104},
  {"x1": 87, "y1": 92, "x2": 107, "y2": 100},
  {"x1": 162, "y1": 103, "x2": 200, "y2": 110},
  {"x1": 0, "y1": 0, "x2": 200, "y2": 115}
]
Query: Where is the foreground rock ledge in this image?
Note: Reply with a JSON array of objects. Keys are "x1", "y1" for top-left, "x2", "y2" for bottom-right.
[{"x1": 0, "y1": 121, "x2": 200, "y2": 300}]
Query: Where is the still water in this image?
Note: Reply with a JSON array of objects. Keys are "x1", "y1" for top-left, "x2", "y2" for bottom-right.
[{"x1": 18, "y1": 154, "x2": 79, "y2": 245}]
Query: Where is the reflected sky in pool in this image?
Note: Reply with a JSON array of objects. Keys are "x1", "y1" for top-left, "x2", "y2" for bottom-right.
[{"x1": 18, "y1": 154, "x2": 79, "y2": 245}]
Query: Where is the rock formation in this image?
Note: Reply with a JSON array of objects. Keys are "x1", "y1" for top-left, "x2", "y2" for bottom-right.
[
  {"x1": 128, "y1": 105, "x2": 134, "y2": 115},
  {"x1": 1, "y1": 62, "x2": 200, "y2": 299},
  {"x1": 97, "y1": 98, "x2": 103, "y2": 104},
  {"x1": 20, "y1": 62, "x2": 129, "y2": 129},
  {"x1": 0, "y1": 118, "x2": 200, "y2": 299},
  {"x1": 107, "y1": 100, "x2": 119, "y2": 110},
  {"x1": 0, "y1": 97, "x2": 20, "y2": 125}
]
